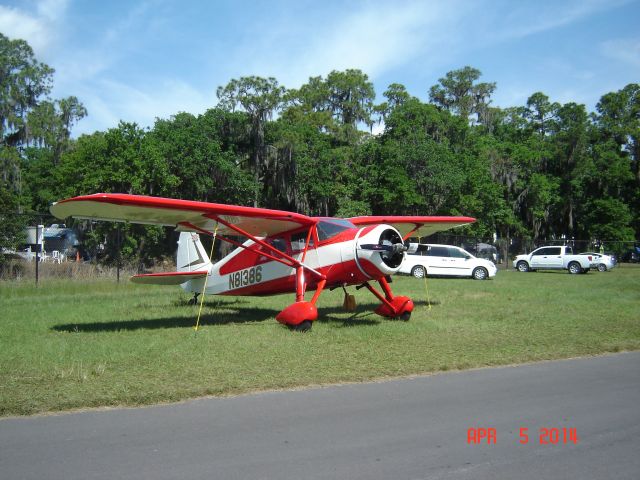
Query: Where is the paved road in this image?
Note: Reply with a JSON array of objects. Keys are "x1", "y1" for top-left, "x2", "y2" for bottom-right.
[{"x1": 1, "y1": 352, "x2": 639, "y2": 480}]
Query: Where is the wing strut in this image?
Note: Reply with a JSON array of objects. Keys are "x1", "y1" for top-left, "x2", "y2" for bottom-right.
[{"x1": 402, "y1": 224, "x2": 424, "y2": 241}]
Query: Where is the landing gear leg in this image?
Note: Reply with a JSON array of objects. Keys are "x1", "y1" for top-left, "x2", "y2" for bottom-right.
[
  {"x1": 276, "y1": 273, "x2": 326, "y2": 332},
  {"x1": 363, "y1": 277, "x2": 414, "y2": 320}
]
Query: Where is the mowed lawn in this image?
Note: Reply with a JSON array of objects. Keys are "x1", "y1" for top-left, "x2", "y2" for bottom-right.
[{"x1": 1, "y1": 265, "x2": 639, "y2": 416}]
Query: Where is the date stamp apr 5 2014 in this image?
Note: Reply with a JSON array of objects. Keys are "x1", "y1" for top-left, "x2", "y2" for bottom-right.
[{"x1": 467, "y1": 427, "x2": 579, "y2": 445}]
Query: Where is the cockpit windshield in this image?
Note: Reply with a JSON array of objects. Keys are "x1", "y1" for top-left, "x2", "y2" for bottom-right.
[{"x1": 316, "y1": 219, "x2": 356, "y2": 242}]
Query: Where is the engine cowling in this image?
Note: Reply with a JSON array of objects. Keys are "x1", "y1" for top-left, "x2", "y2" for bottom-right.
[{"x1": 355, "y1": 225, "x2": 406, "y2": 278}]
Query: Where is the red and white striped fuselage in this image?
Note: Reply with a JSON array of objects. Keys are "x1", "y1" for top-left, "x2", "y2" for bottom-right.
[{"x1": 184, "y1": 223, "x2": 403, "y2": 297}]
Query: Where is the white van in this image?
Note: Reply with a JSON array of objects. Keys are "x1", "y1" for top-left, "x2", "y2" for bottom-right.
[{"x1": 399, "y1": 243, "x2": 497, "y2": 280}]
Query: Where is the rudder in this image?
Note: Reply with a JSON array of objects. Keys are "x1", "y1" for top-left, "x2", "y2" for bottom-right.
[{"x1": 177, "y1": 232, "x2": 211, "y2": 272}]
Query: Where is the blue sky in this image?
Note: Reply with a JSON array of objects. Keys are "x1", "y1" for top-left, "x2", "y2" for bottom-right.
[{"x1": 1, "y1": 0, "x2": 639, "y2": 136}]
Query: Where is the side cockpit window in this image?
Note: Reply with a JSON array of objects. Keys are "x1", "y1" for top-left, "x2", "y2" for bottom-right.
[
  {"x1": 291, "y1": 231, "x2": 314, "y2": 253},
  {"x1": 269, "y1": 237, "x2": 288, "y2": 253},
  {"x1": 316, "y1": 219, "x2": 356, "y2": 242}
]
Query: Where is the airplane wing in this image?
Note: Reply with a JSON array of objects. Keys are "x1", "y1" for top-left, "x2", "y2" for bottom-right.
[
  {"x1": 50, "y1": 193, "x2": 316, "y2": 236},
  {"x1": 348, "y1": 215, "x2": 476, "y2": 238}
]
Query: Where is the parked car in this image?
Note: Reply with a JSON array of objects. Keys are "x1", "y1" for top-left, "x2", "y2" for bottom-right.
[
  {"x1": 512, "y1": 246, "x2": 592, "y2": 274},
  {"x1": 621, "y1": 247, "x2": 640, "y2": 263},
  {"x1": 399, "y1": 244, "x2": 497, "y2": 280},
  {"x1": 579, "y1": 252, "x2": 617, "y2": 272},
  {"x1": 464, "y1": 242, "x2": 498, "y2": 264}
]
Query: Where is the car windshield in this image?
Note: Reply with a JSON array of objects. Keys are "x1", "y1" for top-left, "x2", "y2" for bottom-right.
[{"x1": 316, "y1": 219, "x2": 356, "y2": 242}]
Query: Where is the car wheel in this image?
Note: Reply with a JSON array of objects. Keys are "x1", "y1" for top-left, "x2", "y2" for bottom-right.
[
  {"x1": 516, "y1": 261, "x2": 529, "y2": 272},
  {"x1": 597, "y1": 263, "x2": 607, "y2": 272},
  {"x1": 472, "y1": 267, "x2": 488, "y2": 280},
  {"x1": 411, "y1": 265, "x2": 426, "y2": 278},
  {"x1": 568, "y1": 262, "x2": 582, "y2": 274}
]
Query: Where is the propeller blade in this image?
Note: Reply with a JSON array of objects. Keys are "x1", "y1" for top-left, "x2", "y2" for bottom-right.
[
  {"x1": 359, "y1": 243, "x2": 407, "y2": 253},
  {"x1": 359, "y1": 243, "x2": 393, "y2": 251}
]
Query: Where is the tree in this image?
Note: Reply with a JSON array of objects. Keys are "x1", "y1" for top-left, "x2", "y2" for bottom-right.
[
  {"x1": 288, "y1": 70, "x2": 375, "y2": 143},
  {"x1": 0, "y1": 33, "x2": 54, "y2": 148},
  {"x1": 595, "y1": 84, "x2": 639, "y2": 183},
  {"x1": 0, "y1": 180, "x2": 26, "y2": 255},
  {"x1": 0, "y1": 34, "x2": 53, "y2": 213},
  {"x1": 548, "y1": 102, "x2": 590, "y2": 235},
  {"x1": 0, "y1": 33, "x2": 85, "y2": 217},
  {"x1": 591, "y1": 84, "x2": 640, "y2": 238},
  {"x1": 53, "y1": 122, "x2": 179, "y2": 265},
  {"x1": 325, "y1": 69, "x2": 375, "y2": 129},
  {"x1": 374, "y1": 83, "x2": 412, "y2": 124},
  {"x1": 149, "y1": 109, "x2": 254, "y2": 204},
  {"x1": 27, "y1": 96, "x2": 87, "y2": 163},
  {"x1": 265, "y1": 114, "x2": 334, "y2": 214},
  {"x1": 6, "y1": 59, "x2": 640, "y2": 265},
  {"x1": 428, "y1": 66, "x2": 496, "y2": 125},
  {"x1": 581, "y1": 197, "x2": 635, "y2": 244},
  {"x1": 524, "y1": 92, "x2": 559, "y2": 137},
  {"x1": 368, "y1": 98, "x2": 468, "y2": 216},
  {"x1": 217, "y1": 76, "x2": 286, "y2": 206}
]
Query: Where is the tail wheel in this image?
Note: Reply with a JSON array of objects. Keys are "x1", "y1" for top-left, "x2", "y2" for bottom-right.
[
  {"x1": 291, "y1": 320, "x2": 312, "y2": 332},
  {"x1": 411, "y1": 265, "x2": 426, "y2": 278},
  {"x1": 472, "y1": 267, "x2": 488, "y2": 280},
  {"x1": 516, "y1": 261, "x2": 529, "y2": 272}
]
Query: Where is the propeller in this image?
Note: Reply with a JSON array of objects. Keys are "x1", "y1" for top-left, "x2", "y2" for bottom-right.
[
  {"x1": 359, "y1": 228, "x2": 407, "y2": 268},
  {"x1": 359, "y1": 243, "x2": 407, "y2": 254}
]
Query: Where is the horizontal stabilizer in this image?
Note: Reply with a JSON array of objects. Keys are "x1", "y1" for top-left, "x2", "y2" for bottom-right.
[{"x1": 130, "y1": 270, "x2": 208, "y2": 285}]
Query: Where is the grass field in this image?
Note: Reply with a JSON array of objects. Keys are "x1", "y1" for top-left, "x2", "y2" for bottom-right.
[{"x1": 1, "y1": 265, "x2": 639, "y2": 417}]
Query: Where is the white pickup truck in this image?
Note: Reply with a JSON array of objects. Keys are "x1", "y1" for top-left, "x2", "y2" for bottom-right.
[{"x1": 513, "y1": 246, "x2": 593, "y2": 274}]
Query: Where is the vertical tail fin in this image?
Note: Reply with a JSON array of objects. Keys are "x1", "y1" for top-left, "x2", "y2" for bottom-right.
[{"x1": 177, "y1": 232, "x2": 211, "y2": 272}]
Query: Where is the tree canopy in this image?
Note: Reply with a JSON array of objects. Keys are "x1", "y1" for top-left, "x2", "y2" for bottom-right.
[{"x1": 1, "y1": 33, "x2": 638, "y2": 265}]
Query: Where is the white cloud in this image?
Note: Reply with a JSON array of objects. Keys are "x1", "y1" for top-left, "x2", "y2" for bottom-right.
[
  {"x1": 0, "y1": 5, "x2": 48, "y2": 51},
  {"x1": 497, "y1": 0, "x2": 624, "y2": 40},
  {"x1": 225, "y1": 0, "x2": 625, "y2": 92},
  {"x1": 299, "y1": 4, "x2": 440, "y2": 78},
  {"x1": 600, "y1": 37, "x2": 640, "y2": 68},
  {"x1": 73, "y1": 78, "x2": 218, "y2": 135},
  {"x1": 37, "y1": 0, "x2": 69, "y2": 22},
  {"x1": 70, "y1": 0, "x2": 465, "y2": 134},
  {"x1": 0, "y1": 0, "x2": 69, "y2": 55},
  {"x1": 228, "y1": 0, "x2": 463, "y2": 89},
  {"x1": 35, "y1": 0, "x2": 639, "y2": 136}
]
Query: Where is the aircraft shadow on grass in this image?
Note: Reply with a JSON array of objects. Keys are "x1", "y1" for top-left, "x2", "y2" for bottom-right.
[{"x1": 51, "y1": 299, "x2": 399, "y2": 333}]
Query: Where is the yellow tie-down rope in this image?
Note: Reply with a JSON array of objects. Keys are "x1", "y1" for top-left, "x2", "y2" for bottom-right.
[
  {"x1": 420, "y1": 237, "x2": 432, "y2": 311},
  {"x1": 194, "y1": 222, "x2": 219, "y2": 331}
]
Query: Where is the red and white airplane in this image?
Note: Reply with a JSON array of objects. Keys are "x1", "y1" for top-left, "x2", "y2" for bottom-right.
[{"x1": 51, "y1": 194, "x2": 474, "y2": 331}]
